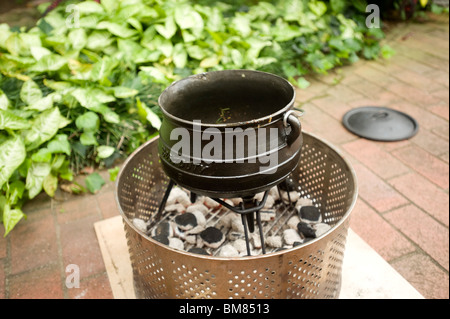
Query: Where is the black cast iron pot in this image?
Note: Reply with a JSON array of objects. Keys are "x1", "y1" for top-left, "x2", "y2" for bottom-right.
[{"x1": 158, "y1": 70, "x2": 303, "y2": 198}]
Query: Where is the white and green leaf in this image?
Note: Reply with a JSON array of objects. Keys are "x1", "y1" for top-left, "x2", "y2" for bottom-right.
[
  {"x1": 2, "y1": 204, "x2": 25, "y2": 237},
  {"x1": 0, "y1": 109, "x2": 31, "y2": 130},
  {"x1": 25, "y1": 162, "x2": 51, "y2": 199},
  {"x1": 20, "y1": 80, "x2": 42, "y2": 105},
  {"x1": 0, "y1": 136, "x2": 27, "y2": 189},
  {"x1": 97, "y1": 145, "x2": 115, "y2": 159},
  {"x1": 23, "y1": 108, "x2": 70, "y2": 150}
]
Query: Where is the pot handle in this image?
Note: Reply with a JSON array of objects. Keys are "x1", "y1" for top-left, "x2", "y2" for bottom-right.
[{"x1": 283, "y1": 110, "x2": 302, "y2": 146}]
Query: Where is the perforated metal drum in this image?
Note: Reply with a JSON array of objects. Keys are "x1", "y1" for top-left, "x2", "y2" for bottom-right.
[{"x1": 115, "y1": 132, "x2": 357, "y2": 299}]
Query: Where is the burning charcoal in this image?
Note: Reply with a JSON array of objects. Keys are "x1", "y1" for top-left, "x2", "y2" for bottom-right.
[
  {"x1": 132, "y1": 218, "x2": 148, "y2": 233},
  {"x1": 203, "y1": 197, "x2": 221, "y2": 210},
  {"x1": 296, "y1": 197, "x2": 314, "y2": 207},
  {"x1": 175, "y1": 212, "x2": 198, "y2": 231},
  {"x1": 186, "y1": 203, "x2": 209, "y2": 215},
  {"x1": 178, "y1": 193, "x2": 191, "y2": 207},
  {"x1": 254, "y1": 191, "x2": 278, "y2": 209},
  {"x1": 260, "y1": 210, "x2": 276, "y2": 222},
  {"x1": 196, "y1": 235, "x2": 204, "y2": 248},
  {"x1": 287, "y1": 215, "x2": 301, "y2": 229},
  {"x1": 200, "y1": 227, "x2": 225, "y2": 249},
  {"x1": 166, "y1": 187, "x2": 182, "y2": 205},
  {"x1": 216, "y1": 212, "x2": 236, "y2": 230},
  {"x1": 150, "y1": 221, "x2": 173, "y2": 238},
  {"x1": 281, "y1": 191, "x2": 300, "y2": 203},
  {"x1": 299, "y1": 206, "x2": 322, "y2": 224},
  {"x1": 254, "y1": 192, "x2": 266, "y2": 204},
  {"x1": 252, "y1": 232, "x2": 262, "y2": 249},
  {"x1": 227, "y1": 231, "x2": 245, "y2": 241},
  {"x1": 192, "y1": 195, "x2": 205, "y2": 205},
  {"x1": 165, "y1": 203, "x2": 186, "y2": 214},
  {"x1": 264, "y1": 195, "x2": 275, "y2": 209},
  {"x1": 232, "y1": 239, "x2": 248, "y2": 254},
  {"x1": 191, "y1": 210, "x2": 206, "y2": 227},
  {"x1": 168, "y1": 237, "x2": 184, "y2": 251},
  {"x1": 269, "y1": 187, "x2": 280, "y2": 201},
  {"x1": 152, "y1": 234, "x2": 169, "y2": 245},
  {"x1": 185, "y1": 235, "x2": 197, "y2": 245},
  {"x1": 167, "y1": 187, "x2": 191, "y2": 207},
  {"x1": 187, "y1": 224, "x2": 205, "y2": 235},
  {"x1": 297, "y1": 222, "x2": 316, "y2": 238},
  {"x1": 314, "y1": 223, "x2": 331, "y2": 237},
  {"x1": 254, "y1": 192, "x2": 264, "y2": 200},
  {"x1": 171, "y1": 221, "x2": 185, "y2": 238},
  {"x1": 188, "y1": 247, "x2": 210, "y2": 255},
  {"x1": 231, "y1": 215, "x2": 245, "y2": 233},
  {"x1": 283, "y1": 229, "x2": 303, "y2": 245},
  {"x1": 218, "y1": 244, "x2": 239, "y2": 257},
  {"x1": 185, "y1": 210, "x2": 206, "y2": 234},
  {"x1": 266, "y1": 235, "x2": 283, "y2": 248},
  {"x1": 230, "y1": 197, "x2": 242, "y2": 206},
  {"x1": 218, "y1": 199, "x2": 235, "y2": 213}
]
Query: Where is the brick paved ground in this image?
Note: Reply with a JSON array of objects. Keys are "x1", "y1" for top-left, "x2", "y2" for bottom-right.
[{"x1": 0, "y1": 15, "x2": 448, "y2": 299}]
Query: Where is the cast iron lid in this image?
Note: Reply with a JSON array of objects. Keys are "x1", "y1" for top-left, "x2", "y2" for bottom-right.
[{"x1": 342, "y1": 106, "x2": 419, "y2": 141}]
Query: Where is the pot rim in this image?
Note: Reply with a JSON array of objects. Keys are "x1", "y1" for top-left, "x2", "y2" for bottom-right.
[{"x1": 158, "y1": 69, "x2": 296, "y2": 128}]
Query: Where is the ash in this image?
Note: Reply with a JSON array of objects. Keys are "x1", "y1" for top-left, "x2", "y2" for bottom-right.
[{"x1": 133, "y1": 186, "x2": 331, "y2": 257}]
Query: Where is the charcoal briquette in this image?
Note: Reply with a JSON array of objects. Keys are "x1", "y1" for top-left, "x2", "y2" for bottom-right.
[
  {"x1": 151, "y1": 221, "x2": 172, "y2": 238},
  {"x1": 188, "y1": 247, "x2": 210, "y2": 255},
  {"x1": 175, "y1": 212, "x2": 198, "y2": 230},
  {"x1": 297, "y1": 222, "x2": 316, "y2": 238},
  {"x1": 152, "y1": 234, "x2": 169, "y2": 245},
  {"x1": 200, "y1": 226, "x2": 225, "y2": 248},
  {"x1": 299, "y1": 206, "x2": 322, "y2": 223}
]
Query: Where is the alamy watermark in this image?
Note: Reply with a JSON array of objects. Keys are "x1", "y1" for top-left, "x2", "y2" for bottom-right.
[
  {"x1": 366, "y1": 4, "x2": 381, "y2": 28},
  {"x1": 65, "y1": 4, "x2": 80, "y2": 28},
  {"x1": 62, "y1": 3, "x2": 381, "y2": 29},
  {"x1": 169, "y1": 120, "x2": 279, "y2": 174},
  {"x1": 65, "y1": 264, "x2": 80, "y2": 289}
]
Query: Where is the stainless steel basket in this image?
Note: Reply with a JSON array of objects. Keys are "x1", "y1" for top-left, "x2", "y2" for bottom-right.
[{"x1": 115, "y1": 132, "x2": 358, "y2": 299}]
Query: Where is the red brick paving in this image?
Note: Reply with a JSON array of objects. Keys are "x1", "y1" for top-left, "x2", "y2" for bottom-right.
[
  {"x1": 390, "y1": 254, "x2": 449, "y2": 300},
  {"x1": 342, "y1": 139, "x2": 410, "y2": 179},
  {"x1": 392, "y1": 145, "x2": 449, "y2": 189},
  {"x1": 389, "y1": 173, "x2": 449, "y2": 227},
  {"x1": 385, "y1": 205, "x2": 449, "y2": 271},
  {"x1": 9, "y1": 213, "x2": 58, "y2": 275},
  {"x1": 8, "y1": 265, "x2": 63, "y2": 299},
  {"x1": 0, "y1": 260, "x2": 5, "y2": 299},
  {"x1": 59, "y1": 215, "x2": 105, "y2": 280},
  {"x1": 67, "y1": 273, "x2": 114, "y2": 299},
  {"x1": 0, "y1": 17, "x2": 448, "y2": 299},
  {"x1": 350, "y1": 199, "x2": 416, "y2": 261},
  {"x1": 351, "y1": 162, "x2": 410, "y2": 212},
  {"x1": 302, "y1": 16, "x2": 449, "y2": 299}
]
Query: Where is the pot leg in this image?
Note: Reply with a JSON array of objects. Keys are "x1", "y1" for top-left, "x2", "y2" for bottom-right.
[
  {"x1": 149, "y1": 179, "x2": 175, "y2": 229},
  {"x1": 240, "y1": 214, "x2": 252, "y2": 256}
]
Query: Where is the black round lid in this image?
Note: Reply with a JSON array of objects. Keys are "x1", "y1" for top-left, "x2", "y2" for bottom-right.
[{"x1": 342, "y1": 106, "x2": 419, "y2": 141}]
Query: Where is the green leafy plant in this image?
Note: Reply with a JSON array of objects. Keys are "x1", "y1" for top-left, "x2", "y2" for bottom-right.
[
  {"x1": 0, "y1": 0, "x2": 390, "y2": 235},
  {"x1": 85, "y1": 172, "x2": 106, "y2": 194}
]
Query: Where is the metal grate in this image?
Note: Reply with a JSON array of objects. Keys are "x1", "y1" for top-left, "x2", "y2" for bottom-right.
[
  {"x1": 148, "y1": 197, "x2": 298, "y2": 256},
  {"x1": 116, "y1": 132, "x2": 358, "y2": 299}
]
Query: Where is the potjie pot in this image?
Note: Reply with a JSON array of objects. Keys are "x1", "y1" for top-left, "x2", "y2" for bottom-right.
[{"x1": 157, "y1": 70, "x2": 303, "y2": 198}]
